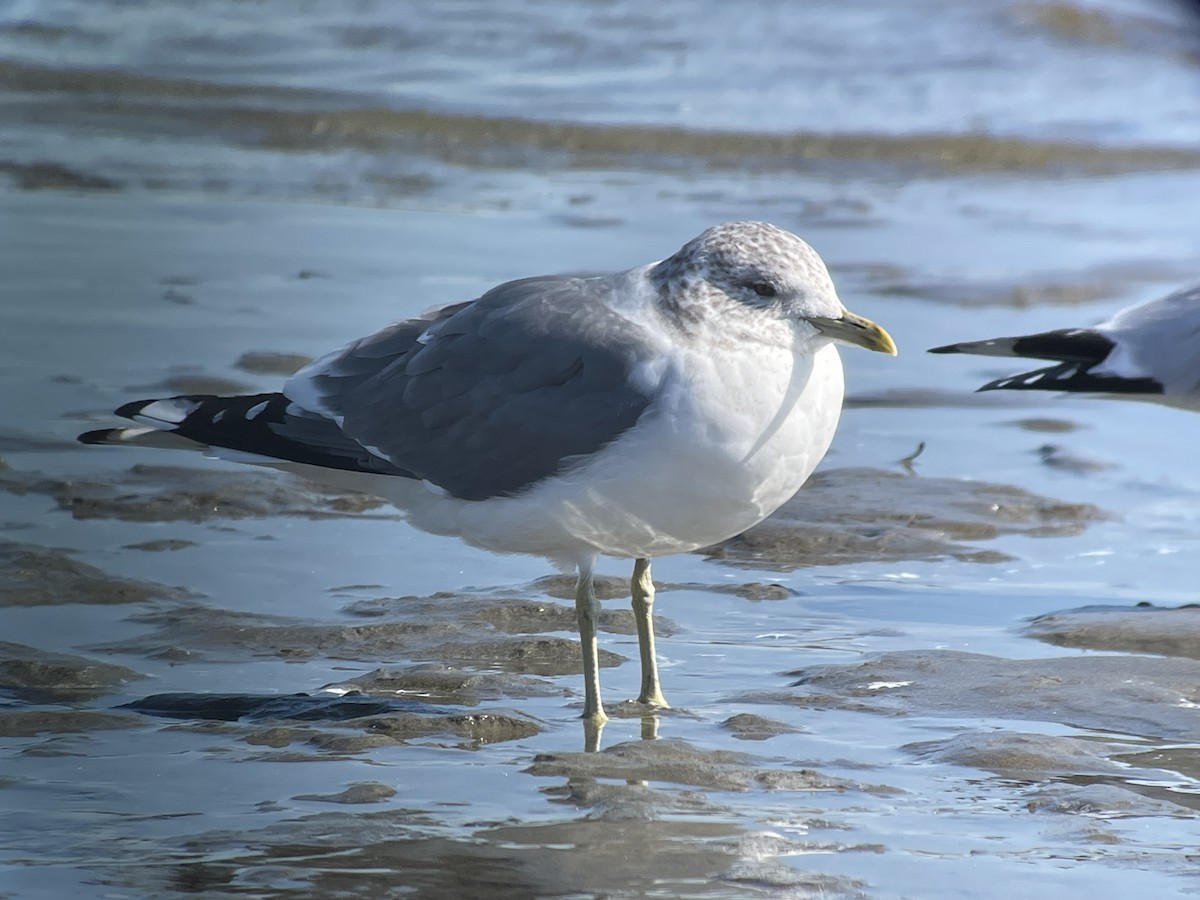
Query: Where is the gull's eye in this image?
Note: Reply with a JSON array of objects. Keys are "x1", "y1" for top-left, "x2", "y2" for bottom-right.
[{"x1": 749, "y1": 281, "x2": 777, "y2": 299}]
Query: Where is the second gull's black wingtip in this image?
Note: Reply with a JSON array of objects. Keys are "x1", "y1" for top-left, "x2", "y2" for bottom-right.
[
  {"x1": 114, "y1": 398, "x2": 157, "y2": 419},
  {"x1": 78, "y1": 428, "x2": 117, "y2": 445}
]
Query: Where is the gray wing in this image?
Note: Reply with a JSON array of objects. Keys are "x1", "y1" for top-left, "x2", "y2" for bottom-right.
[
  {"x1": 1103, "y1": 283, "x2": 1200, "y2": 398},
  {"x1": 285, "y1": 275, "x2": 659, "y2": 501}
]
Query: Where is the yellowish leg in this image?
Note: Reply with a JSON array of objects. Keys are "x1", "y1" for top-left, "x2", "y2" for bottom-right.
[
  {"x1": 631, "y1": 557, "x2": 668, "y2": 708},
  {"x1": 574, "y1": 563, "x2": 608, "y2": 727}
]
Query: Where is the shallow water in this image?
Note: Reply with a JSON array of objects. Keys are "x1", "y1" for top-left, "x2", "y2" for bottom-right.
[{"x1": 3, "y1": 1, "x2": 1200, "y2": 897}]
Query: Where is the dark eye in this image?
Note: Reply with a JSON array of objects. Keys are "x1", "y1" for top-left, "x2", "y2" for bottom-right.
[{"x1": 749, "y1": 282, "x2": 777, "y2": 298}]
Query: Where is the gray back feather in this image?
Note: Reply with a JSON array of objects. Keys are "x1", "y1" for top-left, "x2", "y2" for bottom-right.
[{"x1": 287, "y1": 276, "x2": 657, "y2": 501}]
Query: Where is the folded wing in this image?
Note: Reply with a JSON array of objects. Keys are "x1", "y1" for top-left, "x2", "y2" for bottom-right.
[{"x1": 83, "y1": 275, "x2": 661, "y2": 501}]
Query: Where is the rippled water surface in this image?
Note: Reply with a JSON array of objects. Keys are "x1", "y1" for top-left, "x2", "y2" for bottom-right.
[{"x1": 3, "y1": 1, "x2": 1200, "y2": 897}]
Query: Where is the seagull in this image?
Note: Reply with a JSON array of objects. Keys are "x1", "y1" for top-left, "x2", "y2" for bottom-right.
[
  {"x1": 929, "y1": 284, "x2": 1200, "y2": 410},
  {"x1": 79, "y1": 221, "x2": 896, "y2": 728}
]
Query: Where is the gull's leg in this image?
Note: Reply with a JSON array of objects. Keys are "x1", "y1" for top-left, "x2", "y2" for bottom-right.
[
  {"x1": 631, "y1": 557, "x2": 668, "y2": 708},
  {"x1": 575, "y1": 557, "x2": 608, "y2": 726}
]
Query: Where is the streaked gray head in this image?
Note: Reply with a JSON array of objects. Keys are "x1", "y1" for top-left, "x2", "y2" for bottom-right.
[{"x1": 650, "y1": 221, "x2": 842, "y2": 322}]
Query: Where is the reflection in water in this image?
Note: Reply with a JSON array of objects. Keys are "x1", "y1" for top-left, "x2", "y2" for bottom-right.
[{"x1": 159, "y1": 808, "x2": 827, "y2": 900}]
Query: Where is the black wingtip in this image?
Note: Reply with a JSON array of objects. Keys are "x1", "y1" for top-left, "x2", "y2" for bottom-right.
[
  {"x1": 927, "y1": 343, "x2": 962, "y2": 354},
  {"x1": 78, "y1": 397, "x2": 168, "y2": 442},
  {"x1": 78, "y1": 428, "x2": 120, "y2": 445},
  {"x1": 973, "y1": 362, "x2": 1164, "y2": 396},
  {"x1": 114, "y1": 398, "x2": 155, "y2": 419}
]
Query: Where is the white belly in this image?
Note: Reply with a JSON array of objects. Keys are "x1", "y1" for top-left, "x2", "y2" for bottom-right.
[{"x1": 384, "y1": 337, "x2": 846, "y2": 566}]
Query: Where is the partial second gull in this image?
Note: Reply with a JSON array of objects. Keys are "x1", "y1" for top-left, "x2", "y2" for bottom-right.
[
  {"x1": 929, "y1": 283, "x2": 1200, "y2": 410},
  {"x1": 80, "y1": 221, "x2": 897, "y2": 729}
]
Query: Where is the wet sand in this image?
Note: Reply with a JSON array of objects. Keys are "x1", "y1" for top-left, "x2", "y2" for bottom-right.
[{"x1": 5, "y1": 393, "x2": 1200, "y2": 895}]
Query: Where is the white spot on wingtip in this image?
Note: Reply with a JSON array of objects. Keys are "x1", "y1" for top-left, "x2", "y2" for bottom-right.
[
  {"x1": 116, "y1": 426, "x2": 160, "y2": 442},
  {"x1": 245, "y1": 400, "x2": 269, "y2": 420},
  {"x1": 132, "y1": 397, "x2": 200, "y2": 426}
]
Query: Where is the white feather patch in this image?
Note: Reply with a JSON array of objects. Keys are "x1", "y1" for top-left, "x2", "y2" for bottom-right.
[
  {"x1": 132, "y1": 398, "x2": 202, "y2": 426},
  {"x1": 111, "y1": 426, "x2": 162, "y2": 442}
]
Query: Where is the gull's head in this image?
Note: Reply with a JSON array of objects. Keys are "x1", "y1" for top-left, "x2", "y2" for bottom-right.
[{"x1": 651, "y1": 221, "x2": 897, "y2": 355}]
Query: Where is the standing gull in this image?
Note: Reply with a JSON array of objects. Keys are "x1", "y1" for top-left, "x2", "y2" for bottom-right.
[
  {"x1": 80, "y1": 221, "x2": 896, "y2": 727},
  {"x1": 929, "y1": 284, "x2": 1200, "y2": 410}
]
